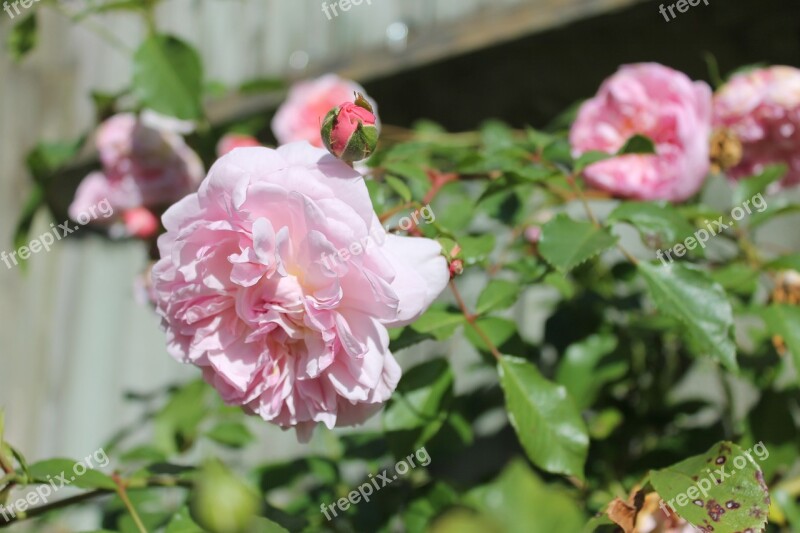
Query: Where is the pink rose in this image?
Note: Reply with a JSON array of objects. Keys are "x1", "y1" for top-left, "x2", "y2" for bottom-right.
[
  {"x1": 123, "y1": 207, "x2": 160, "y2": 239},
  {"x1": 570, "y1": 63, "x2": 713, "y2": 202},
  {"x1": 151, "y1": 142, "x2": 449, "y2": 440},
  {"x1": 96, "y1": 113, "x2": 205, "y2": 208},
  {"x1": 69, "y1": 113, "x2": 205, "y2": 239},
  {"x1": 714, "y1": 66, "x2": 800, "y2": 187},
  {"x1": 216, "y1": 133, "x2": 262, "y2": 157},
  {"x1": 271, "y1": 74, "x2": 378, "y2": 147},
  {"x1": 321, "y1": 99, "x2": 379, "y2": 162}
]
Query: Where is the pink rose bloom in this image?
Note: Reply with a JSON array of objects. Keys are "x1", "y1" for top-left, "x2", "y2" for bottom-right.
[
  {"x1": 96, "y1": 113, "x2": 205, "y2": 208},
  {"x1": 714, "y1": 66, "x2": 800, "y2": 187},
  {"x1": 123, "y1": 207, "x2": 160, "y2": 239},
  {"x1": 570, "y1": 63, "x2": 713, "y2": 202},
  {"x1": 69, "y1": 113, "x2": 205, "y2": 238},
  {"x1": 216, "y1": 133, "x2": 262, "y2": 157},
  {"x1": 151, "y1": 142, "x2": 449, "y2": 440},
  {"x1": 272, "y1": 74, "x2": 378, "y2": 147}
]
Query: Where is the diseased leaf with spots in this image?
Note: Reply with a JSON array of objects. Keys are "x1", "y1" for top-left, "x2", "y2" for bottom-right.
[{"x1": 650, "y1": 441, "x2": 770, "y2": 533}]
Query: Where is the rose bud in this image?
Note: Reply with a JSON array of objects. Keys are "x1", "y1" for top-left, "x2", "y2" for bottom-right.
[{"x1": 321, "y1": 93, "x2": 379, "y2": 162}]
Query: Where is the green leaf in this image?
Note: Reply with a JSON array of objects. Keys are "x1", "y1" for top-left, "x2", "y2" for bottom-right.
[
  {"x1": 618, "y1": 134, "x2": 657, "y2": 155},
  {"x1": 410, "y1": 308, "x2": 464, "y2": 341},
  {"x1": 133, "y1": 35, "x2": 204, "y2": 120},
  {"x1": 206, "y1": 422, "x2": 254, "y2": 449},
  {"x1": 250, "y1": 517, "x2": 290, "y2": 533},
  {"x1": 27, "y1": 459, "x2": 116, "y2": 490},
  {"x1": 498, "y1": 356, "x2": 589, "y2": 479},
  {"x1": 649, "y1": 442, "x2": 770, "y2": 532},
  {"x1": 403, "y1": 482, "x2": 459, "y2": 533},
  {"x1": 239, "y1": 77, "x2": 285, "y2": 94},
  {"x1": 476, "y1": 279, "x2": 520, "y2": 314},
  {"x1": 638, "y1": 262, "x2": 737, "y2": 370},
  {"x1": 458, "y1": 235, "x2": 496, "y2": 266},
  {"x1": 464, "y1": 317, "x2": 516, "y2": 352},
  {"x1": 733, "y1": 164, "x2": 786, "y2": 206},
  {"x1": 607, "y1": 201, "x2": 696, "y2": 249},
  {"x1": 7, "y1": 13, "x2": 36, "y2": 62},
  {"x1": 763, "y1": 304, "x2": 800, "y2": 376},
  {"x1": 165, "y1": 506, "x2": 205, "y2": 533},
  {"x1": 710, "y1": 263, "x2": 759, "y2": 296},
  {"x1": 555, "y1": 334, "x2": 623, "y2": 410},
  {"x1": 574, "y1": 151, "x2": 611, "y2": 173},
  {"x1": 385, "y1": 175, "x2": 412, "y2": 202},
  {"x1": 154, "y1": 380, "x2": 210, "y2": 455},
  {"x1": 27, "y1": 138, "x2": 85, "y2": 183},
  {"x1": 384, "y1": 359, "x2": 453, "y2": 453},
  {"x1": 539, "y1": 214, "x2": 618, "y2": 273},
  {"x1": 466, "y1": 459, "x2": 585, "y2": 533},
  {"x1": 388, "y1": 326, "x2": 435, "y2": 352},
  {"x1": 767, "y1": 253, "x2": 800, "y2": 271}
]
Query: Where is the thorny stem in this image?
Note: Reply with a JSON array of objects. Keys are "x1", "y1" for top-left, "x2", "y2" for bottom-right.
[{"x1": 450, "y1": 281, "x2": 503, "y2": 361}]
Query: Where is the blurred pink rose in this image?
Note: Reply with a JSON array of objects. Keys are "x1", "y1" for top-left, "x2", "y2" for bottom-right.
[
  {"x1": 151, "y1": 142, "x2": 448, "y2": 440},
  {"x1": 570, "y1": 63, "x2": 713, "y2": 202},
  {"x1": 69, "y1": 113, "x2": 204, "y2": 239},
  {"x1": 714, "y1": 66, "x2": 800, "y2": 187},
  {"x1": 96, "y1": 113, "x2": 205, "y2": 208},
  {"x1": 272, "y1": 74, "x2": 378, "y2": 147},
  {"x1": 216, "y1": 133, "x2": 262, "y2": 157},
  {"x1": 123, "y1": 207, "x2": 160, "y2": 239}
]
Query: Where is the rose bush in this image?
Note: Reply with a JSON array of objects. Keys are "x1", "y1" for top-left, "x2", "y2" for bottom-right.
[{"x1": 6, "y1": 8, "x2": 800, "y2": 529}]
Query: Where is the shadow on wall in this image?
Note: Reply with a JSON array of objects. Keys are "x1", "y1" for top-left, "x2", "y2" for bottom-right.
[{"x1": 363, "y1": 0, "x2": 800, "y2": 129}]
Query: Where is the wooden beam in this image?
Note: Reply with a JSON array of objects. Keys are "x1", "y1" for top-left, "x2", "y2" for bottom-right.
[{"x1": 207, "y1": 0, "x2": 643, "y2": 123}]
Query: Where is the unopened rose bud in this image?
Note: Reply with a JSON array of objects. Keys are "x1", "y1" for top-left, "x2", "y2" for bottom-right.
[
  {"x1": 321, "y1": 93, "x2": 379, "y2": 162},
  {"x1": 190, "y1": 459, "x2": 259, "y2": 533},
  {"x1": 449, "y1": 259, "x2": 464, "y2": 279},
  {"x1": 524, "y1": 226, "x2": 542, "y2": 244}
]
